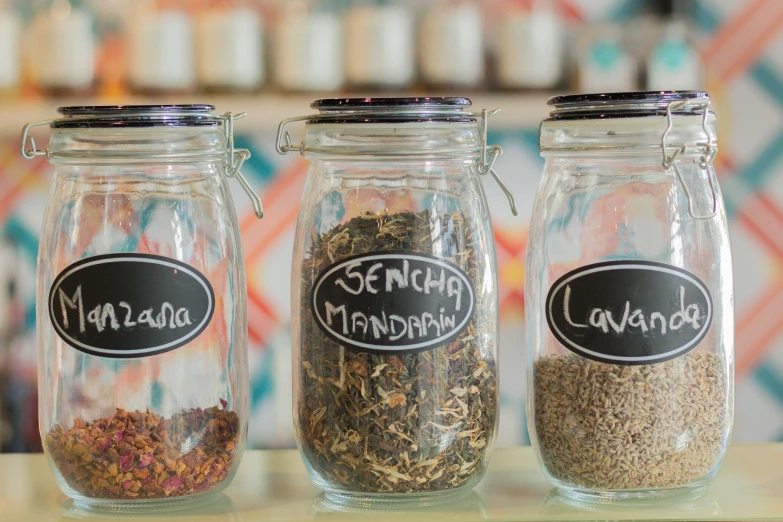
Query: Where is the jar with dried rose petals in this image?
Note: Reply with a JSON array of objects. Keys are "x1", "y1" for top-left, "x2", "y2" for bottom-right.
[{"x1": 21, "y1": 105, "x2": 259, "y2": 509}]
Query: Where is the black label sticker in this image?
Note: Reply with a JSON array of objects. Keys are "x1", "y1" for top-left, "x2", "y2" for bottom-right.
[
  {"x1": 545, "y1": 260, "x2": 712, "y2": 365},
  {"x1": 48, "y1": 254, "x2": 214, "y2": 358},
  {"x1": 311, "y1": 252, "x2": 475, "y2": 354}
]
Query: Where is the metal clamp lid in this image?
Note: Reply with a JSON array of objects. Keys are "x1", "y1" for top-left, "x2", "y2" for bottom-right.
[
  {"x1": 478, "y1": 109, "x2": 517, "y2": 216},
  {"x1": 661, "y1": 99, "x2": 718, "y2": 220},
  {"x1": 275, "y1": 106, "x2": 517, "y2": 216},
  {"x1": 20, "y1": 107, "x2": 263, "y2": 220}
]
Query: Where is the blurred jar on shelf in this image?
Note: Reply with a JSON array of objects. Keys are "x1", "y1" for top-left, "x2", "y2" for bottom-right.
[
  {"x1": 0, "y1": 4, "x2": 20, "y2": 93},
  {"x1": 345, "y1": 2, "x2": 414, "y2": 90},
  {"x1": 197, "y1": 0, "x2": 264, "y2": 92},
  {"x1": 647, "y1": 20, "x2": 703, "y2": 91},
  {"x1": 573, "y1": 24, "x2": 638, "y2": 93},
  {"x1": 419, "y1": 1, "x2": 484, "y2": 89},
  {"x1": 496, "y1": 0, "x2": 563, "y2": 90},
  {"x1": 274, "y1": 1, "x2": 343, "y2": 92},
  {"x1": 28, "y1": 0, "x2": 95, "y2": 95},
  {"x1": 127, "y1": 0, "x2": 195, "y2": 94}
]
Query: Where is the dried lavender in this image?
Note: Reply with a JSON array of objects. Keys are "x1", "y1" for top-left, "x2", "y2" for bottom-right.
[
  {"x1": 45, "y1": 404, "x2": 239, "y2": 499},
  {"x1": 298, "y1": 210, "x2": 497, "y2": 494},
  {"x1": 534, "y1": 352, "x2": 729, "y2": 489}
]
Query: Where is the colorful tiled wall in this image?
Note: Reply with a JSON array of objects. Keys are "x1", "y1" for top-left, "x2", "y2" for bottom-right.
[{"x1": 2, "y1": 0, "x2": 783, "y2": 450}]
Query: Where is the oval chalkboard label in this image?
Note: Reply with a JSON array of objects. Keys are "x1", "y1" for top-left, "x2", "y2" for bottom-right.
[
  {"x1": 49, "y1": 254, "x2": 214, "y2": 358},
  {"x1": 311, "y1": 252, "x2": 475, "y2": 353},
  {"x1": 545, "y1": 261, "x2": 712, "y2": 365}
]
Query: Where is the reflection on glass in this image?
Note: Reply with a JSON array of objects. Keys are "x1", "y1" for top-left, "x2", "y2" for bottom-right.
[
  {"x1": 60, "y1": 492, "x2": 241, "y2": 521},
  {"x1": 308, "y1": 490, "x2": 487, "y2": 521},
  {"x1": 537, "y1": 488, "x2": 722, "y2": 519}
]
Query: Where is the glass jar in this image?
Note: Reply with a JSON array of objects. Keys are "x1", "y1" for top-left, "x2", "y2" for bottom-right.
[
  {"x1": 196, "y1": 1, "x2": 264, "y2": 92},
  {"x1": 279, "y1": 97, "x2": 515, "y2": 503},
  {"x1": 28, "y1": 0, "x2": 95, "y2": 94},
  {"x1": 20, "y1": 105, "x2": 262, "y2": 509},
  {"x1": 0, "y1": 7, "x2": 20, "y2": 92},
  {"x1": 344, "y1": 4, "x2": 415, "y2": 89},
  {"x1": 127, "y1": 4, "x2": 195, "y2": 94},
  {"x1": 274, "y1": 3, "x2": 344, "y2": 92},
  {"x1": 526, "y1": 91, "x2": 733, "y2": 501},
  {"x1": 419, "y1": 2, "x2": 484, "y2": 89}
]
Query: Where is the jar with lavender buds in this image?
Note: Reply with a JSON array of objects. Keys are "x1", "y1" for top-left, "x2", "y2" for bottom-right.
[
  {"x1": 526, "y1": 91, "x2": 733, "y2": 502},
  {"x1": 21, "y1": 105, "x2": 261, "y2": 509}
]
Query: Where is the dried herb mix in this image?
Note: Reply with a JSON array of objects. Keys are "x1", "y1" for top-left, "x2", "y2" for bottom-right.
[
  {"x1": 298, "y1": 210, "x2": 497, "y2": 494},
  {"x1": 534, "y1": 352, "x2": 729, "y2": 489},
  {"x1": 45, "y1": 404, "x2": 239, "y2": 499}
]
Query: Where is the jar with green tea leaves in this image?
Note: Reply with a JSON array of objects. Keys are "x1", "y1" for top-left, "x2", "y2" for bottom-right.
[{"x1": 278, "y1": 97, "x2": 515, "y2": 503}]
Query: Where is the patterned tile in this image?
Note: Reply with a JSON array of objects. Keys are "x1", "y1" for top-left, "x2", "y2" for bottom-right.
[{"x1": 3, "y1": 0, "x2": 783, "y2": 451}]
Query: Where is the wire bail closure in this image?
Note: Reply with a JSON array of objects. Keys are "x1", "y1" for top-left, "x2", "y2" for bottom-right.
[
  {"x1": 222, "y1": 112, "x2": 263, "y2": 219},
  {"x1": 661, "y1": 99, "x2": 718, "y2": 220},
  {"x1": 20, "y1": 110, "x2": 263, "y2": 220},
  {"x1": 275, "y1": 108, "x2": 517, "y2": 215},
  {"x1": 20, "y1": 119, "x2": 55, "y2": 159},
  {"x1": 478, "y1": 109, "x2": 517, "y2": 216}
]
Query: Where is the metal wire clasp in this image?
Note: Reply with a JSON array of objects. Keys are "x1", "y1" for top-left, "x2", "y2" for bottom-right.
[
  {"x1": 661, "y1": 100, "x2": 718, "y2": 220},
  {"x1": 222, "y1": 112, "x2": 263, "y2": 219},
  {"x1": 478, "y1": 109, "x2": 517, "y2": 216},
  {"x1": 20, "y1": 119, "x2": 56, "y2": 159},
  {"x1": 275, "y1": 115, "x2": 309, "y2": 155}
]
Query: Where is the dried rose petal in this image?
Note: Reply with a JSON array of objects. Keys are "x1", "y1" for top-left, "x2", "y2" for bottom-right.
[
  {"x1": 46, "y1": 406, "x2": 238, "y2": 500},
  {"x1": 219, "y1": 398, "x2": 228, "y2": 409},
  {"x1": 119, "y1": 453, "x2": 133, "y2": 471},
  {"x1": 138, "y1": 453, "x2": 154, "y2": 468},
  {"x1": 162, "y1": 475, "x2": 184, "y2": 493},
  {"x1": 60, "y1": 461, "x2": 74, "y2": 477}
]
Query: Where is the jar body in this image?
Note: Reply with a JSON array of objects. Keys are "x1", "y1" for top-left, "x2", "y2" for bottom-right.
[
  {"x1": 526, "y1": 147, "x2": 733, "y2": 500},
  {"x1": 292, "y1": 155, "x2": 499, "y2": 501},
  {"x1": 38, "y1": 155, "x2": 248, "y2": 507}
]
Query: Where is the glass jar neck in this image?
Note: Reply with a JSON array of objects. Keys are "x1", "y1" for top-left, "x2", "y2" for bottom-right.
[
  {"x1": 300, "y1": 122, "x2": 482, "y2": 161},
  {"x1": 45, "y1": 126, "x2": 228, "y2": 165},
  {"x1": 539, "y1": 114, "x2": 717, "y2": 159}
]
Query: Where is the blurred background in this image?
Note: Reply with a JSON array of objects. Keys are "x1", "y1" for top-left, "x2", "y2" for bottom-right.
[{"x1": 0, "y1": 0, "x2": 781, "y2": 452}]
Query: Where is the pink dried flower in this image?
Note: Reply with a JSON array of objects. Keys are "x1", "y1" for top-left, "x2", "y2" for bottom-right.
[
  {"x1": 122, "y1": 480, "x2": 133, "y2": 491},
  {"x1": 112, "y1": 432, "x2": 125, "y2": 443},
  {"x1": 60, "y1": 461, "x2": 74, "y2": 477},
  {"x1": 219, "y1": 399, "x2": 228, "y2": 408},
  {"x1": 96, "y1": 438, "x2": 111, "y2": 451},
  {"x1": 138, "y1": 453, "x2": 154, "y2": 468},
  {"x1": 162, "y1": 475, "x2": 184, "y2": 493},
  {"x1": 119, "y1": 453, "x2": 133, "y2": 472}
]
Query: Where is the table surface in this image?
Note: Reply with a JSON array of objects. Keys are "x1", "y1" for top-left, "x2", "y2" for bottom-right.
[{"x1": 0, "y1": 444, "x2": 782, "y2": 521}]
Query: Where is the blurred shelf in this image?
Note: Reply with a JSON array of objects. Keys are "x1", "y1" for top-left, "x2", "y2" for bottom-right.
[
  {"x1": 2, "y1": 445, "x2": 783, "y2": 521},
  {"x1": 0, "y1": 92, "x2": 554, "y2": 137}
]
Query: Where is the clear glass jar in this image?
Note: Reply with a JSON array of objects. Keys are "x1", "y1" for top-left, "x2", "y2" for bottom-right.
[
  {"x1": 20, "y1": 105, "x2": 262, "y2": 509},
  {"x1": 526, "y1": 91, "x2": 733, "y2": 502},
  {"x1": 279, "y1": 97, "x2": 515, "y2": 503},
  {"x1": 28, "y1": 0, "x2": 95, "y2": 94}
]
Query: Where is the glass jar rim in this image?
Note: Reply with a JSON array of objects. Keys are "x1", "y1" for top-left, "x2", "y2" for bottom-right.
[
  {"x1": 305, "y1": 97, "x2": 478, "y2": 124},
  {"x1": 546, "y1": 91, "x2": 712, "y2": 121},
  {"x1": 50, "y1": 104, "x2": 223, "y2": 128}
]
